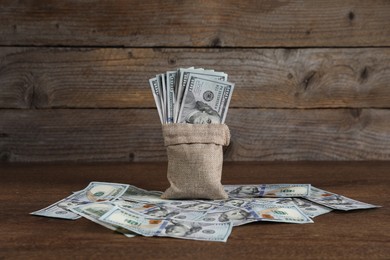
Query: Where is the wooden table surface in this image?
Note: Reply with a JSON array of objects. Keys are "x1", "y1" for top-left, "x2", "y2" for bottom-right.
[{"x1": 1, "y1": 162, "x2": 389, "y2": 259}]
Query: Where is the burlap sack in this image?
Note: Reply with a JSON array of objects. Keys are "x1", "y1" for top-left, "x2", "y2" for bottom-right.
[{"x1": 161, "y1": 123, "x2": 230, "y2": 200}]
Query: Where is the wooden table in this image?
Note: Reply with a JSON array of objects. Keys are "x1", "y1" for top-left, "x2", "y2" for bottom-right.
[{"x1": 1, "y1": 162, "x2": 389, "y2": 259}]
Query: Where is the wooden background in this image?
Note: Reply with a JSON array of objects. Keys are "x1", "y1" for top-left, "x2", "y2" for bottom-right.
[{"x1": 0, "y1": 0, "x2": 389, "y2": 162}]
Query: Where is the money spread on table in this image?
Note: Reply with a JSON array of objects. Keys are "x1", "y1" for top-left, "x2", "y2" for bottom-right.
[{"x1": 31, "y1": 182, "x2": 379, "y2": 242}]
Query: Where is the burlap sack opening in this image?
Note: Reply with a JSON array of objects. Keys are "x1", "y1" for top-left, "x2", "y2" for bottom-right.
[{"x1": 161, "y1": 123, "x2": 230, "y2": 200}]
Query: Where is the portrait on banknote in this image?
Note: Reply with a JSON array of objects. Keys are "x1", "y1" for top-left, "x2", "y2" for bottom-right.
[
  {"x1": 164, "y1": 220, "x2": 202, "y2": 237},
  {"x1": 178, "y1": 91, "x2": 221, "y2": 124}
]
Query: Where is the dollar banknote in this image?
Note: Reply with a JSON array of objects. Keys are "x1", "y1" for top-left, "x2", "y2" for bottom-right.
[
  {"x1": 200, "y1": 199, "x2": 313, "y2": 225},
  {"x1": 250, "y1": 198, "x2": 295, "y2": 205},
  {"x1": 158, "y1": 74, "x2": 167, "y2": 123},
  {"x1": 174, "y1": 69, "x2": 228, "y2": 122},
  {"x1": 114, "y1": 199, "x2": 206, "y2": 221},
  {"x1": 72, "y1": 182, "x2": 129, "y2": 202},
  {"x1": 166, "y1": 71, "x2": 177, "y2": 123},
  {"x1": 30, "y1": 196, "x2": 84, "y2": 220},
  {"x1": 69, "y1": 202, "x2": 136, "y2": 237},
  {"x1": 304, "y1": 186, "x2": 380, "y2": 211},
  {"x1": 177, "y1": 75, "x2": 234, "y2": 124},
  {"x1": 120, "y1": 184, "x2": 165, "y2": 203},
  {"x1": 30, "y1": 182, "x2": 129, "y2": 219},
  {"x1": 157, "y1": 200, "x2": 220, "y2": 212},
  {"x1": 249, "y1": 203, "x2": 314, "y2": 224},
  {"x1": 224, "y1": 184, "x2": 311, "y2": 198},
  {"x1": 203, "y1": 198, "x2": 254, "y2": 213},
  {"x1": 99, "y1": 206, "x2": 233, "y2": 242},
  {"x1": 211, "y1": 198, "x2": 253, "y2": 208},
  {"x1": 291, "y1": 198, "x2": 333, "y2": 218},
  {"x1": 149, "y1": 77, "x2": 164, "y2": 123},
  {"x1": 200, "y1": 207, "x2": 258, "y2": 226}
]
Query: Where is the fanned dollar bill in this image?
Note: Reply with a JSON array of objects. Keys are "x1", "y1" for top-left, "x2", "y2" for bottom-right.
[
  {"x1": 305, "y1": 186, "x2": 380, "y2": 211},
  {"x1": 158, "y1": 74, "x2": 167, "y2": 123},
  {"x1": 149, "y1": 77, "x2": 164, "y2": 123},
  {"x1": 177, "y1": 75, "x2": 234, "y2": 124},
  {"x1": 174, "y1": 69, "x2": 228, "y2": 122},
  {"x1": 174, "y1": 68, "x2": 226, "y2": 107},
  {"x1": 224, "y1": 184, "x2": 311, "y2": 198},
  {"x1": 166, "y1": 71, "x2": 177, "y2": 123},
  {"x1": 99, "y1": 206, "x2": 233, "y2": 242},
  {"x1": 149, "y1": 67, "x2": 233, "y2": 125}
]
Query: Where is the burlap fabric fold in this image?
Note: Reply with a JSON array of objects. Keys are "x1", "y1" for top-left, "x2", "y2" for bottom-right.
[{"x1": 161, "y1": 123, "x2": 230, "y2": 200}]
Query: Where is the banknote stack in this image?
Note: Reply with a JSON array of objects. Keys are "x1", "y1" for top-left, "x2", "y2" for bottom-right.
[
  {"x1": 31, "y1": 182, "x2": 379, "y2": 242},
  {"x1": 149, "y1": 67, "x2": 234, "y2": 124}
]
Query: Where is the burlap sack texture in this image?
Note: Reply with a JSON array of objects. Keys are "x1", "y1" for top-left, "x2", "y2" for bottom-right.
[{"x1": 161, "y1": 123, "x2": 230, "y2": 200}]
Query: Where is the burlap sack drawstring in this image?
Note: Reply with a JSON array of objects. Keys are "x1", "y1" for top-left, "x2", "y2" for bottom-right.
[{"x1": 161, "y1": 124, "x2": 230, "y2": 200}]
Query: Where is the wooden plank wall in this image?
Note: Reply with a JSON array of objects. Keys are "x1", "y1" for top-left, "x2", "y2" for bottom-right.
[{"x1": 0, "y1": 0, "x2": 389, "y2": 162}]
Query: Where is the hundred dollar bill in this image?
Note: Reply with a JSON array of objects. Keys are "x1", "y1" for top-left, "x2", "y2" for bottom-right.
[
  {"x1": 173, "y1": 66, "x2": 194, "y2": 102},
  {"x1": 304, "y1": 186, "x2": 380, "y2": 211},
  {"x1": 212, "y1": 197, "x2": 293, "y2": 211},
  {"x1": 263, "y1": 184, "x2": 311, "y2": 197},
  {"x1": 250, "y1": 198, "x2": 295, "y2": 205},
  {"x1": 158, "y1": 201, "x2": 220, "y2": 212},
  {"x1": 201, "y1": 202, "x2": 313, "y2": 225},
  {"x1": 143, "y1": 206, "x2": 206, "y2": 221},
  {"x1": 211, "y1": 198, "x2": 254, "y2": 208},
  {"x1": 166, "y1": 71, "x2": 177, "y2": 124},
  {"x1": 114, "y1": 198, "x2": 149, "y2": 210},
  {"x1": 200, "y1": 207, "x2": 258, "y2": 226},
  {"x1": 158, "y1": 74, "x2": 167, "y2": 123},
  {"x1": 99, "y1": 206, "x2": 233, "y2": 242},
  {"x1": 69, "y1": 202, "x2": 136, "y2": 237},
  {"x1": 72, "y1": 181, "x2": 129, "y2": 202},
  {"x1": 120, "y1": 185, "x2": 223, "y2": 211},
  {"x1": 177, "y1": 75, "x2": 234, "y2": 124},
  {"x1": 291, "y1": 198, "x2": 333, "y2": 218},
  {"x1": 175, "y1": 68, "x2": 227, "y2": 101},
  {"x1": 250, "y1": 203, "x2": 313, "y2": 224},
  {"x1": 149, "y1": 77, "x2": 164, "y2": 123},
  {"x1": 204, "y1": 199, "x2": 253, "y2": 213},
  {"x1": 166, "y1": 71, "x2": 177, "y2": 123},
  {"x1": 30, "y1": 197, "x2": 84, "y2": 220},
  {"x1": 120, "y1": 185, "x2": 164, "y2": 203},
  {"x1": 30, "y1": 181, "x2": 129, "y2": 219},
  {"x1": 224, "y1": 184, "x2": 311, "y2": 198},
  {"x1": 174, "y1": 69, "x2": 228, "y2": 122},
  {"x1": 114, "y1": 199, "x2": 206, "y2": 221}
]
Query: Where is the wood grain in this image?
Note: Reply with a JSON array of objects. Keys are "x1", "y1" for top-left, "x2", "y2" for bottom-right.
[
  {"x1": 1, "y1": 162, "x2": 389, "y2": 259},
  {"x1": 227, "y1": 108, "x2": 390, "y2": 161},
  {"x1": 0, "y1": 108, "x2": 389, "y2": 162},
  {"x1": 1, "y1": 47, "x2": 389, "y2": 109},
  {"x1": 0, "y1": 0, "x2": 389, "y2": 47}
]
